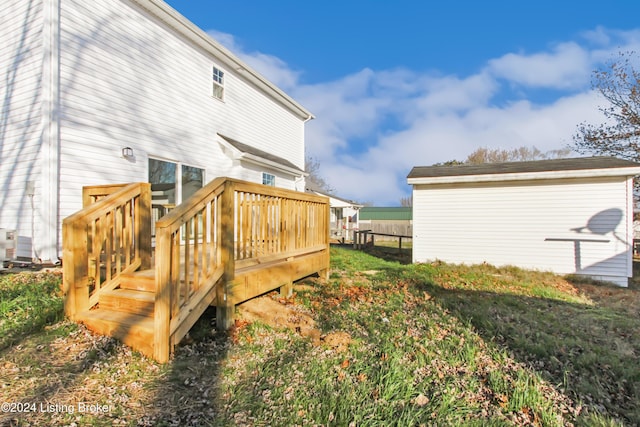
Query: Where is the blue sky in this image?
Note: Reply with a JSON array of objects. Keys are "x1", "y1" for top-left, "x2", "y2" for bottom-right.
[{"x1": 166, "y1": 0, "x2": 640, "y2": 205}]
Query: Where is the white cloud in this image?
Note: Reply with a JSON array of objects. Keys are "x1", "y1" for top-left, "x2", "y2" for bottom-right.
[
  {"x1": 487, "y1": 42, "x2": 591, "y2": 89},
  {"x1": 206, "y1": 26, "x2": 637, "y2": 205}
]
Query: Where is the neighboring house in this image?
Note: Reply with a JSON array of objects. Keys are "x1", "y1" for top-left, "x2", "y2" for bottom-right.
[
  {"x1": 1, "y1": 0, "x2": 313, "y2": 263},
  {"x1": 407, "y1": 157, "x2": 640, "y2": 287},
  {"x1": 306, "y1": 185, "x2": 362, "y2": 238},
  {"x1": 358, "y1": 207, "x2": 413, "y2": 239}
]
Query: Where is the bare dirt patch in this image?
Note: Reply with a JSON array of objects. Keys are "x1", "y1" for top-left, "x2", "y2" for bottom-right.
[
  {"x1": 237, "y1": 295, "x2": 321, "y2": 344},
  {"x1": 236, "y1": 294, "x2": 353, "y2": 351}
]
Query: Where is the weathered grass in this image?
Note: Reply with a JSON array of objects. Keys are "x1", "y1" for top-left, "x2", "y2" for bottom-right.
[
  {"x1": 1, "y1": 248, "x2": 638, "y2": 426},
  {"x1": 0, "y1": 271, "x2": 64, "y2": 350}
]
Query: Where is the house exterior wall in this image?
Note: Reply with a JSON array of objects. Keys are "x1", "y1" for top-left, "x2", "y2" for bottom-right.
[
  {"x1": 0, "y1": 0, "x2": 45, "y2": 259},
  {"x1": 239, "y1": 161, "x2": 298, "y2": 191},
  {"x1": 412, "y1": 176, "x2": 634, "y2": 286},
  {"x1": 58, "y1": 0, "x2": 305, "y2": 218},
  {"x1": 1, "y1": 0, "x2": 309, "y2": 262}
]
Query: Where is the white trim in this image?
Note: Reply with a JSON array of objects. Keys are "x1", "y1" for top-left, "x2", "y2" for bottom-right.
[
  {"x1": 627, "y1": 177, "x2": 634, "y2": 277},
  {"x1": 407, "y1": 166, "x2": 640, "y2": 185},
  {"x1": 41, "y1": 0, "x2": 61, "y2": 262},
  {"x1": 212, "y1": 65, "x2": 224, "y2": 101},
  {"x1": 147, "y1": 156, "x2": 206, "y2": 204},
  {"x1": 132, "y1": 0, "x2": 313, "y2": 121},
  {"x1": 262, "y1": 172, "x2": 276, "y2": 187},
  {"x1": 241, "y1": 155, "x2": 307, "y2": 177},
  {"x1": 218, "y1": 138, "x2": 307, "y2": 177}
]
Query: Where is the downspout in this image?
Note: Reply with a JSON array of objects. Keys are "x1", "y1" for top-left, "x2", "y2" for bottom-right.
[
  {"x1": 298, "y1": 113, "x2": 314, "y2": 192},
  {"x1": 627, "y1": 176, "x2": 635, "y2": 278},
  {"x1": 41, "y1": 0, "x2": 61, "y2": 263}
]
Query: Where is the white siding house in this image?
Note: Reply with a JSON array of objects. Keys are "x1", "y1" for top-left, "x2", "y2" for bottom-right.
[
  {"x1": 407, "y1": 157, "x2": 640, "y2": 287},
  {"x1": 1, "y1": 0, "x2": 313, "y2": 263},
  {"x1": 306, "y1": 187, "x2": 362, "y2": 239}
]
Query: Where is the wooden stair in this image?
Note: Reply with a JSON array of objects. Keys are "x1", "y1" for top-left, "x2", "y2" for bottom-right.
[
  {"x1": 64, "y1": 178, "x2": 330, "y2": 362},
  {"x1": 120, "y1": 269, "x2": 156, "y2": 292},
  {"x1": 78, "y1": 269, "x2": 157, "y2": 359}
]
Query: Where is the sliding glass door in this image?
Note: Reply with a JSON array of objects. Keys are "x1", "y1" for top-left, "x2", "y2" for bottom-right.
[{"x1": 149, "y1": 159, "x2": 204, "y2": 236}]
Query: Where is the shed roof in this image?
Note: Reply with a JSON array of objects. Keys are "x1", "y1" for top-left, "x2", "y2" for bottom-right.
[
  {"x1": 407, "y1": 157, "x2": 640, "y2": 185},
  {"x1": 359, "y1": 207, "x2": 412, "y2": 221}
]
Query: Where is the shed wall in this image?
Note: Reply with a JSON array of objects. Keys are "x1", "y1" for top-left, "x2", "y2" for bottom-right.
[{"x1": 412, "y1": 176, "x2": 633, "y2": 286}]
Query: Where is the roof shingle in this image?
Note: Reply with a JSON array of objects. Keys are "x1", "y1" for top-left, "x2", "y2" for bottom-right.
[{"x1": 407, "y1": 157, "x2": 640, "y2": 179}]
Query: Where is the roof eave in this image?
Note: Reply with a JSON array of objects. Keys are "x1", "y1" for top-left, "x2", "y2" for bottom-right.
[
  {"x1": 132, "y1": 0, "x2": 314, "y2": 121},
  {"x1": 407, "y1": 167, "x2": 640, "y2": 185},
  {"x1": 218, "y1": 135, "x2": 305, "y2": 176},
  {"x1": 240, "y1": 154, "x2": 307, "y2": 177}
]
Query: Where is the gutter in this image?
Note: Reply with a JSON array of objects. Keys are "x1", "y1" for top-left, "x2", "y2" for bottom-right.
[
  {"x1": 407, "y1": 167, "x2": 640, "y2": 186},
  {"x1": 240, "y1": 153, "x2": 308, "y2": 178}
]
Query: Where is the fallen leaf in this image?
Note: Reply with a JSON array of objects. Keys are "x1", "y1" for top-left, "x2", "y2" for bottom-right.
[{"x1": 414, "y1": 393, "x2": 430, "y2": 406}]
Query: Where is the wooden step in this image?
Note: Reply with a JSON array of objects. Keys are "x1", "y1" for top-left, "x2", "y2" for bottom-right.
[
  {"x1": 99, "y1": 288, "x2": 155, "y2": 318},
  {"x1": 119, "y1": 269, "x2": 155, "y2": 292},
  {"x1": 77, "y1": 308, "x2": 154, "y2": 359}
]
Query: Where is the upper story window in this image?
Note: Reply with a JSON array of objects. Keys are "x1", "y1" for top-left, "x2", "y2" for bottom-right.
[
  {"x1": 262, "y1": 173, "x2": 275, "y2": 187},
  {"x1": 212, "y1": 66, "x2": 224, "y2": 100}
]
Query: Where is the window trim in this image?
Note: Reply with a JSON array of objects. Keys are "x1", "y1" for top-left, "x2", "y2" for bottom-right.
[
  {"x1": 148, "y1": 157, "x2": 205, "y2": 204},
  {"x1": 262, "y1": 172, "x2": 276, "y2": 187},
  {"x1": 212, "y1": 66, "x2": 224, "y2": 100}
]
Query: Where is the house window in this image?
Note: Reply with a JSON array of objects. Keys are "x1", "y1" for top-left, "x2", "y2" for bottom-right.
[
  {"x1": 149, "y1": 158, "x2": 204, "y2": 205},
  {"x1": 262, "y1": 173, "x2": 275, "y2": 187},
  {"x1": 212, "y1": 66, "x2": 224, "y2": 100}
]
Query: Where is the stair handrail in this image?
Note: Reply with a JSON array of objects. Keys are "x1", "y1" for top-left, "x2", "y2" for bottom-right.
[
  {"x1": 152, "y1": 177, "x2": 330, "y2": 362},
  {"x1": 153, "y1": 177, "x2": 229, "y2": 362},
  {"x1": 62, "y1": 182, "x2": 152, "y2": 319}
]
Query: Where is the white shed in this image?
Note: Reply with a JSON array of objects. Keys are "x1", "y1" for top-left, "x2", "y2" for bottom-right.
[{"x1": 407, "y1": 157, "x2": 640, "y2": 287}]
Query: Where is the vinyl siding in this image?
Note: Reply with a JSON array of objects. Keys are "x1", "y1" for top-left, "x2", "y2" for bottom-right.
[
  {"x1": 0, "y1": 0, "x2": 43, "y2": 254},
  {"x1": 412, "y1": 176, "x2": 633, "y2": 286},
  {"x1": 57, "y1": 0, "x2": 305, "y2": 221}
]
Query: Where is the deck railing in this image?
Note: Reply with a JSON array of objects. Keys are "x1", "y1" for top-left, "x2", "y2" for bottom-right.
[
  {"x1": 153, "y1": 178, "x2": 329, "y2": 361},
  {"x1": 62, "y1": 182, "x2": 152, "y2": 318},
  {"x1": 64, "y1": 178, "x2": 329, "y2": 363}
]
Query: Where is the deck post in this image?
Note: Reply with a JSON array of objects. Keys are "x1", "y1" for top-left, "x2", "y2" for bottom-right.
[
  {"x1": 153, "y1": 228, "x2": 171, "y2": 363},
  {"x1": 217, "y1": 181, "x2": 236, "y2": 331},
  {"x1": 320, "y1": 198, "x2": 331, "y2": 281},
  {"x1": 138, "y1": 183, "x2": 152, "y2": 270},
  {"x1": 62, "y1": 219, "x2": 89, "y2": 319},
  {"x1": 279, "y1": 281, "x2": 293, "y2": 298}
]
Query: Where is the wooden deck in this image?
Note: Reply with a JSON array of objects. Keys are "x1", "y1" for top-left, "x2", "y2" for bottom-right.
[{"x1": 63, "y1": 178, "x2": 329, "y2": 362}]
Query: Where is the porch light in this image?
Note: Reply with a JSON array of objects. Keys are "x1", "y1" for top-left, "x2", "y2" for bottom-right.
[{"x1": 122, "y1": 147, "x2": 134, "y2": 158}]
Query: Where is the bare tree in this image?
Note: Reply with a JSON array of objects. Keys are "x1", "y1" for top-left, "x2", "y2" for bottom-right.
[
  {"x1": 305, "y1": 156, "x2": 334, "y2": 194},
  {"x1": 465, "y1": 146, "x2": 572, "y2": 164},
  {"x1": 432, "y1": 159, "x2": 465, "y2": 166},
  {"x1": 399, "y1": 195, "x2": 412, "y2": 207},
  {"x1": 573, "y1": 51, "x2": 640, "y2": 161}
]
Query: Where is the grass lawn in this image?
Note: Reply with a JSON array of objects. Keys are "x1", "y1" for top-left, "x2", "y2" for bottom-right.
[{"x1": 1, "y1": 248, "x2": 639, "y2": 426}]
